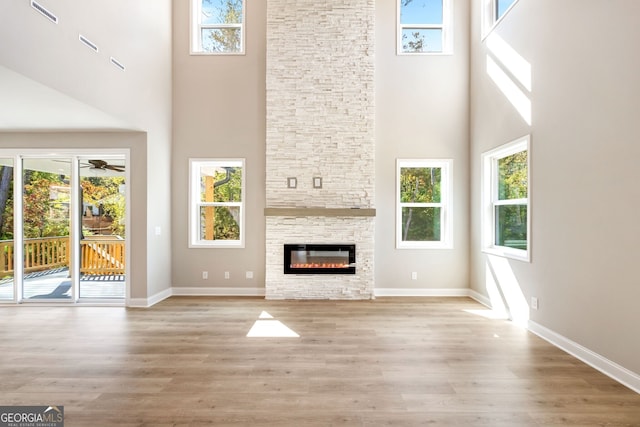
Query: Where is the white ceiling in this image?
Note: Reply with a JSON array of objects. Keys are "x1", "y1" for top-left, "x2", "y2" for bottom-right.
[{"x1": 0, "y1": 65, "x2": 134, "y2": 131}]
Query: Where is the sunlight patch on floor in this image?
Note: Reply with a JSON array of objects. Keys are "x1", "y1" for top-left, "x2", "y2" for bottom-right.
[
  {"x1": 246, "y1": 311, "x2": 300, "y2": 338},
  {"x1": 464, "y1": 309, "x2": 509, "y2": 320}
]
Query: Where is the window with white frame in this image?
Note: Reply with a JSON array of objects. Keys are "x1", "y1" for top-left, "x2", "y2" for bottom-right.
[
  {"x1": 189, "y1": 159, "x2": 245, "y2": 247},
  {"x1": 481, "y1": 136, "x2": 530, "y2": 261},
  {"x1": 191, "y1": 0, "x2": 245, "y2": 54},
  {"x1": 397, "y1": 0, "x2": 452, "y2": 55},
  {"x1": 397, "y1": 159, "x2": 453, "y2": 249},
  {"x1": 482, "y1": 0, "x2": 519, "y2": 37}
]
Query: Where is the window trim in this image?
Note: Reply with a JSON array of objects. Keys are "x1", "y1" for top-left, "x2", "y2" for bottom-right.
[
  {"x1": 396, "y1": 159, "x2": 453, "y2": 249},
  {"x1": 189, "y1": 158, "x2": 245, "y2": 248},
  {"x1": 396, "y1": 0, "x2": 453, "y2": 56},
  {"x1": 190, "y1": 0, "x2": 246, "y2": 55},
  {"x1": 481, "y1": 0, "x2": 520, "y2": 40},
  {"x1": 481, "y1": 135, "x2": 530, "y2": 262}
]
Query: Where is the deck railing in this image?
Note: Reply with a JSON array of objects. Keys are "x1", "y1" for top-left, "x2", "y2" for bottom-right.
[
  {"x1": 80, "y1": 237, "x2": 125, "y2": 275},
  {"x1": 0, "y1": 236, "x2": 125, "y2": 276}
]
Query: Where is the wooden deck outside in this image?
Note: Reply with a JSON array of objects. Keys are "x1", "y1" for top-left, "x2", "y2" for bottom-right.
[{"x1": 0, "y1": 236, "x2": 125, "y2": 279}]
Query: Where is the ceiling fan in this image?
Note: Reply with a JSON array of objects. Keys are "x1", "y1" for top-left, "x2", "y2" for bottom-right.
[
  {"x1": 87, "y1": 159, "x2": 125, "y2": 172},
  {"x1": 51, "y1": 158, "x2": 126, "y2": 173}
]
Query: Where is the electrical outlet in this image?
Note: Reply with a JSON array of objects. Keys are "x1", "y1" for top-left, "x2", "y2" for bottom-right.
[
  {"x1": 224, "y1": 271, "x2": 230, "y2": 279},
  {"x1": 411, "y1": 272, "x2": 418, "y2": 280},
  {"x1": 246, "y1": 271, "x2": 253, "y2": 279},
  {"x1": 531, "y1": 297, "x2": 539, "y2": 310},
  {"x1": 202, "y1": 271, "x2": 208, "y2": 280}
]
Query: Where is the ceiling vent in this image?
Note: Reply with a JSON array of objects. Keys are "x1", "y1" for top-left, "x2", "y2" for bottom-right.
[
  {"x1": 31, "y1": 1, "x2": 58, "y2": 24},
  {"x1": 110, "y1": 57, "x2": 126, "y2": 72},
  {"x1": 79, "y1": 34, "x2": 99, "y2": 52}
]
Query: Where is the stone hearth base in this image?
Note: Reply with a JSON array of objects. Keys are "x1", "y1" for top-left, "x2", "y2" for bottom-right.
[{"x1": 265, "y1": 216, "x2": 374, "y2": 300}]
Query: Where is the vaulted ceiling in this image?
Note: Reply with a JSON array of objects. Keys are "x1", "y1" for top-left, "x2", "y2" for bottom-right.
[{"x1": 0, "y1": 65, "x2": 132, "y2": 131}]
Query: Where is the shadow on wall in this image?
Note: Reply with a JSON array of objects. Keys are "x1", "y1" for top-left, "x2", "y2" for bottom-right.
[{"x1": 485, "y1": 254, "x2": 530, "y2": 327}]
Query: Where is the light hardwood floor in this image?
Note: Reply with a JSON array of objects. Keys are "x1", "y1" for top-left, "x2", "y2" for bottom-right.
[{"x1": 1, "y1": 297, "x2": 639, "y2": 426}]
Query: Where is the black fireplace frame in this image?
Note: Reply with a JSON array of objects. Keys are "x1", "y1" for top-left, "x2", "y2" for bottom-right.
[{"x1": 284, "y1": 244, "x2": 356, "y2": 275}]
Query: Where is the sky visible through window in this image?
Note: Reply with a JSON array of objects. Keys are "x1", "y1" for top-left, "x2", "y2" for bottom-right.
[
  {"x1": 400, "y1": 0, "x2": 442, "y2": 25},
  {"x1": 198, "y1": 0, "x2": 243, "y2": 53},
  {"x1": 201, "y1": 0, "x2": 242, "y2": 25},
  {"x1": 400, "y1": 0, "x2": 444, "y2": 53},
  {"x1": 497, "y1": 0, "x2": 517, "y2": 19}
]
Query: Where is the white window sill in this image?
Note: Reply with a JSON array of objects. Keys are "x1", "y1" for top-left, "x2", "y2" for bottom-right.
[
  {"x1": 482, "y1": 246, "x2": 530, "y2": 263},
  {"x1": 397, "y1": 51, "x2": 454, "y2": 57},
  {"x1": 189, "y1": 241, "x2": 245, "y2": 249},
  {"x1": 397, "y1": 242, "x2": 453, "y2": 250},
  {"x1": 189, "y1": 51, "x2": 246, "y2": 56}
]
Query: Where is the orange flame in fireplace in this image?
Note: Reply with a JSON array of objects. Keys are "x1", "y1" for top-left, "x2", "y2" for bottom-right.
[{"x1": 290, "y1": 263, "x2": 349, "y2": 269}]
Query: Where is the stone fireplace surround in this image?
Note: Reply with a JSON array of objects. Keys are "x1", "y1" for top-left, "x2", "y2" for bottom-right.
[
  {"x1": 265, "y1": 210, "x2": 375, "y2": 300},
  {"x1": 265, "y1": 0, "x2": 375, "y2": 300}
]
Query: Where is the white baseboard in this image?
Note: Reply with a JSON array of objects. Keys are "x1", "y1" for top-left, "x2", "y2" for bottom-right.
[
  {"x1": 528, "y1": 320, "x2": 640, "y2": 394},
  {"x1": 133, "y1": 286, "x2": 471, "y2": 302},
  {"x1": 127, "y1": 298, "x2": 149, "y2": 308},
  {"x1": 468, "y1": 289, "x2": 492, "y2": 307},
  {"x1": 127, "y1": 287, "x2": 172, "y2": 308},
  {"x1": 172, "y1": 286, "x2": 265, "y2": 297},
  {"x1": 374, "y1": 288, "x2": 471, "y2": 297}
]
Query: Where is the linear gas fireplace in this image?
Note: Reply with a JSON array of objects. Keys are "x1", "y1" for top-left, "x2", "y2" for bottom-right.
[{"x1": 284, "y1": 244, "x2": 356, "y2": 274}]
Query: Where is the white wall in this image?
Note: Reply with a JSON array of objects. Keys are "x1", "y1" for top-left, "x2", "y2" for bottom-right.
[
  {"x1": 0, "y1": 0, "x2": 173, "y2": 300},
  {"x1": 171, "y1": 0, "x2": 267, "y2": 290},
  {"x1": 172, "y1": 0, "x2": 471, "y2": 293},
  {"x1": 469, "y1": 0, "x2": 640, "y2": 374},
  {"x1": 375, "y1": 0, "x2": 470, "y2": 291}
]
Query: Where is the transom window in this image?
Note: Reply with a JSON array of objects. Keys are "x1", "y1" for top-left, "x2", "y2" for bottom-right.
[
  {"x1": 482, "y1": 0, "x2": 519, "y2": 38},
  {"x1": 189, "y1": 159, "x2": 245, "y2": 248},
  {"x1": 397, "y1": 0, "x2": 452, "y2": 55},
  {"x1": 397, "y1": 159, "x2": 453, "y2": 249},
  {"x1": 496, "y1": 0, "x2": 517, "y2": 20},
  {"x1": 481, "y1": 136, "x2": 530, "y2": 261},
  {"x1": 191, "y1": 0, "x2": 245, "y2": 54}
]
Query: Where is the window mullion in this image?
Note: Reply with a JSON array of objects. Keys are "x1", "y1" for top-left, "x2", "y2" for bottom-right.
[
  {"x1": 481, "y1": 135, "x2": 530, "y2": 261},
  {"x1": 191, "y1": 0, "x2": 245, "y2": 54},
  {"x1": 396, "y1": 159, "x2": 452, "y2": 249},
  {"x1": 397, "y1": 0, "x2": 450, "y2": 54},
  {"x1": 494, "y1": 198, "x2": 527, "y2": 206},
  {"x1": 400, "y1": 24, "x2": 444, "y2": 30},
  {"x1": 189, "y1": 158, "x2": 245, "y2": 248},
  {"x1": 201, "y1": 23, "x2": 242, "y2": 30},
  {"x1": 401, "y1": 202, "x2": 443, "y2": 208}
]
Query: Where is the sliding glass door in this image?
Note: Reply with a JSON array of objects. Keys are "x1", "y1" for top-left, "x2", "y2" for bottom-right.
[
  {"x1": 0, "y1": 151, "x2": 127, "y2": 304},
  {"x1": 78, "y1": 157, "x2": 126, "y2": 299},
  {"x1": 22, "y1": 158, "x2": 73, "y2": 300},
  {"x1": 0, "y1": 158, "x2": 15, "y2": 301}
]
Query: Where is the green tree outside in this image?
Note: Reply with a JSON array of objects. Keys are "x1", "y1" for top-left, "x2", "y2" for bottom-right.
[
  {"x1": 200, "y1": 166, "x2": 242, "y2": 240},
  {"x1": 496, "y1": 151, "x2": 528, "y2": 249},
  {"x1": 400, "y1": 167, "x2": 442, "y2": 241},
  {"x1": 202, "y1": 0, "x2": 242, "y2": 53},
  {"x1": 82, "y1": 176, "x2": 126, "y2": 237}
]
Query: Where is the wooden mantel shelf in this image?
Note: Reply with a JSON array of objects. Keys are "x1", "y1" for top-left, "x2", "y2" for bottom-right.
[{"x1": 264, "y1": 207, "x2": 376, "y2": 217}]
